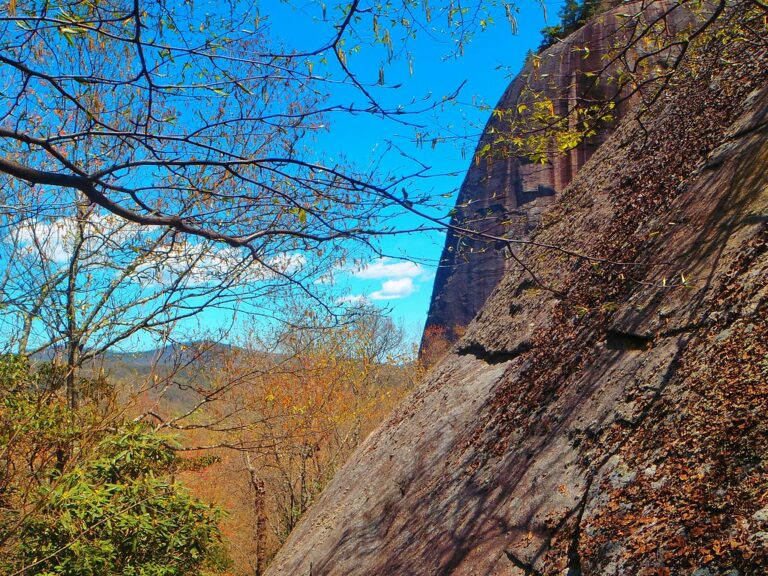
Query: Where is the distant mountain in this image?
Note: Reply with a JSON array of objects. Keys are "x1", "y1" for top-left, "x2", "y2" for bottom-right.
[
  {"x1": 102, "y1": 341, "x2": 238, "y2": 370},
  {"x1": 30, "y1": 340, "x2": 239, "y2": 371}
]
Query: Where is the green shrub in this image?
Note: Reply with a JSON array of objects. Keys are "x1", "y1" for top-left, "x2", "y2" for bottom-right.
[{"x1": 0, "y1": 356, "x2": 228, "y2": 576}]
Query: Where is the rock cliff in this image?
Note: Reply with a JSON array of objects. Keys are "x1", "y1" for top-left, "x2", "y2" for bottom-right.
[
  {"x1": 422, "y1": 0, "x2": 692, "y2": 346},
  {"x1": 268, "y1": 3, "x2": 768, "y2": 575}
]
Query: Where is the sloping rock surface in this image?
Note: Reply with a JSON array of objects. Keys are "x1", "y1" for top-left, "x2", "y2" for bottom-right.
[
  {"x1": 268, "y1": 7, "x2": 768, "y2": 576},
  {"x1": 423, "y1": 0, "x2": 692, "y2": 345}
]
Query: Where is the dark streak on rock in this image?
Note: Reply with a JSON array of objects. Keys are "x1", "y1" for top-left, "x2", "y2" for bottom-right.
[
  {"x1": 503, "y1": 549, "x2": 545, "y2": 576},
  {"x1": 605, "y1": 330, "x2": 654, "y2": 351},
  {"x1": 457, "y1": 340, "x2": 532, "y2": 365}
]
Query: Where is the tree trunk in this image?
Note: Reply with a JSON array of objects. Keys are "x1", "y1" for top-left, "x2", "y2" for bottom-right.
[
  {"x1": 64, "y1": 202, "x2": 88, "y2": 410},
  {"x1": 244, "y1": 453, "x2": 268, "y2": 576}
]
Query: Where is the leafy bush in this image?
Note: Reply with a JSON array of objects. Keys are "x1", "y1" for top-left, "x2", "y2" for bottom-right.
[{"x1": 0, "y1": 356, "x2": 228, "y2": 576}]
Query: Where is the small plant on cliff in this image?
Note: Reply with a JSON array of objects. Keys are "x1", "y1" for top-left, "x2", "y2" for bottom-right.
[
  {"x1": 477, "y1": 2, "x2": 767, "y2": 167},
  {"x1": 479, "y1": 94, "x2": 616, "y2": 164},
  {"x1": 539, "y1": 0, "x2": 603, "y2": 51}
]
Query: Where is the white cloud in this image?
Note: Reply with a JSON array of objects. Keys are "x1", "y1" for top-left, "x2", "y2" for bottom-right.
[
  {"x1": 420, "y1": 269, "x2": 436, "y2": 281},
  {"x1": 11, "y1": 213, "x2": 153, "y2": 264},
  {"x1": 351, "y1": 257, "x2": 424, "y2": 280},
  {"x1": 314, "y1": 272, "x2": 335, "y2": 285},
  {"x1": 268, "y1": 252, "x2": 306, "y2": 275},
  {"x1": 336, "y1": 294, "x2": 369, "y2": 305},
  {"x1": 134, "y1": 248, "x2": 305, "y2": 288},
  {"x1": 7, "y1": 214, "x2": 306, "y2": 289},
  {"x1": 133, "y1": 244, "x2": 249, "y2": 287},
  {"x1": 369, "y1": 277, "x2": 415, "y2": 300},
  {"x1": 14, "y1": 219, "x2": 71, "y2": 263}
]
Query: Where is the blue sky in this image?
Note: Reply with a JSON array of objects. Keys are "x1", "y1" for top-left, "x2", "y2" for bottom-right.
[
  {"x1": 0, "y1": 1, "x2": 566, "y2": 353},
  {"x1": 164, "y1": 0, "x2": 568, "y2": 348},
  {"x1": 258, "y1": 1, "x2": 563, "y2": 341}
]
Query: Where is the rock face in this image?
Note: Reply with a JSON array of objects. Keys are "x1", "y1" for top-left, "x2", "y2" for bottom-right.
[
  {"x1": 268, "y1": 4, "x2": 768, "y2": 576},
  {"x1": 422, "y1": 0, "x2": 691, "y2": 346}
]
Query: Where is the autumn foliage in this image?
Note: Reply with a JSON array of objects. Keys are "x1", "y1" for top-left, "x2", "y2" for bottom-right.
[
  {"x1": 0, "y1": 303, "x2": 418, "y2": 576},
  {"x1": 164, "y1": 309, "x2": 417, "y2": 574}
]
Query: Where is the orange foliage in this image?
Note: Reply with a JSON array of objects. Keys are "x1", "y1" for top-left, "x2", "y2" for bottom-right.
[
  {"x1": 419, "y1": 324, "x2": 458, "y2": 371},
  {"x1": 176, "y1": 310, "x2": 417, "y2": 574}
]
